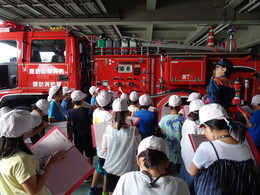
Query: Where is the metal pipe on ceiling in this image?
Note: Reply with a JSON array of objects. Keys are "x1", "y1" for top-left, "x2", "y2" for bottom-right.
[
  {"x1": 238, "y1": 0, "x2": 258, "y2": 13},
  {"x1": 247, "y1": 1, "x2": 260, "y2": 12},
  {"x1": 193, "y1": 23, "x2": 230, "y2": 46},
  {"x1": 192, "y1": 23, "x2": 225, "y2": 46}
]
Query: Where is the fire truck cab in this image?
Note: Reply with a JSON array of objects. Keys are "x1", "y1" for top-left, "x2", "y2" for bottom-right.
[{"x1": 0, "y1": 21, "x2": 91, "y2": 109}]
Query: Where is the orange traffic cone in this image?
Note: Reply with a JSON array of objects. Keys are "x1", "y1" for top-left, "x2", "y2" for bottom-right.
[{"x1": 207, "y1": 26, "x2": 215, "y2": 47}]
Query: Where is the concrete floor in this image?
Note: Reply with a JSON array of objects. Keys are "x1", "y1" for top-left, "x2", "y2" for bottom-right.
[
  {"x1": 71, "y1": 156, "x2": 102, "y2": 195},
  {"x1": 71, "y1": 182, "x2": 92, "y2": 195}
]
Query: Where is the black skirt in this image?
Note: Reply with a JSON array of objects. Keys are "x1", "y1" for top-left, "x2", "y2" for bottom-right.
[{"x1": 194, "y1": 142, "x2": 260, "y2": 195}]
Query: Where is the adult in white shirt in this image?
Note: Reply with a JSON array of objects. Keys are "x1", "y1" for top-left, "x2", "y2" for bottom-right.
[{"x1": 113, "y1": 136, "x2": 190, "y2": 195}]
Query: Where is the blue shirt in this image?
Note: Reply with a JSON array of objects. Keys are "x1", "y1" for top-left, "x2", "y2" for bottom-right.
[
  {"x1": 159, "y1": 114, "x2": 184, "y2": 163},
  {"x1": 204, "y1": 76, "x2": 235, "y2": 110},
  {"x1": 48, "y1": 101, "x2": 66, "y2": 122},
  {"x1": 249, "y1": 110, "x2": 260, "y2": 146},
  {"x1": 135, "y1": 110, "x2": 158, "y2": 134},
  {"x1": 90, "y1": 97, "x2": 96, "y2": 106},
  {"x1": 61, "y1": 99, "x2": 70, "y2": 117}
]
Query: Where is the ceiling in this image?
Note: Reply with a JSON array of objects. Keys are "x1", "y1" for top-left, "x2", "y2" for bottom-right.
[{"x1": 0, "y1": 0, "x2": 260, "y2": 51}]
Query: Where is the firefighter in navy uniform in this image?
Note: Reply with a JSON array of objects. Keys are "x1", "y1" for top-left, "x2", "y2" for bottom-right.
[{"x1": 204, "y1": 58, "x2": 235, "y2": 111}]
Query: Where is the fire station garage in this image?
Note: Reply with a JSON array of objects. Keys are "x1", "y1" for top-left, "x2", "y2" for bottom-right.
[{"x1": 0, "y1": 1, "x2": 260, "y2": 195}]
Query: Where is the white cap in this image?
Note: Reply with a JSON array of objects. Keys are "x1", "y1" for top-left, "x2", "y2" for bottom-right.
[
  {"x1": 137, "y1": 135, "x2": 169, "y2": 159},
  {"x1": 97, "y1": 90, "x2": 112, "y2": 107},
  {"x1": 129, "y1": 91, "x2": 139, "y2": 102},
  {"x1": 0, "y1": 107, "x2": 11, "y2": 118},
  {"x1": 0, "y1": 110, "x2": 34, "y2": 138},
  {"x1": 189, "y1": 99, "x2": 204, "y2": 113},
  {"x1": 199, "y1": 103, "x2": 228, "y2": 127},
  {"x1": 251, "y1": 95, "x2": 260, "y2": 106},
  {"x1": 62, "y1": 87, "x2": 74, "y2": 96},
  {"x1": 71, "y1": 90, "x2": 87, "y2": 101},
  {"x1": 47, "y1": 85, "x2": 61, "y2": 102},
  {"x1": 139, "y1": 94, "x2": 152, "y2": 106},
  {"x1": 120, "y1": 93, "x2": 129, "y2": 101},
  {"x1": 35, "y1": 99, "x2": 50, "y2": 115},
  {"x1": 187, "y1": 92, "x2": 201, "y2": 102},
  {"x1": 89, "y1": 86, "x2": 99, "y2": 95},
  {"x1": 168, "y1": 95, "x2": 182, "y2": 107},
  {"x1": 112, "y1": 98, "x2": 128, "y2": 112},
  {"x1": 31, "y1": 112, "x2": 43, "y2": 128}
]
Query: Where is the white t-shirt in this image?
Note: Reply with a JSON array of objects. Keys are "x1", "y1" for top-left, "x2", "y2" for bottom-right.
[
  {"x1": 193, "y1": 140, "x2": 252, "y2": 169},
  {"x1": 128, "y1": 105, "x2": 140, "y2": 116},
  {"x1": 113, "y1": 171, "x2": 190, "y2": 195},
  {"x1": 180, "y1": 119, "x2": 204, "y2": 172},
  {"x1": 102, "y1": 125, "x2": 140, "y2": 176},
  {"x1": 92, "y1": 108, "x2": 113, "y2": 124},
  {"x1": 92, "y1": 108, "x2": 113, "y2": 158}
]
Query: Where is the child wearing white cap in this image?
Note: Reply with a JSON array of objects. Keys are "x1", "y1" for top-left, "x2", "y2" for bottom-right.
[
  {"x1": 242, "y1": 94, "x2": 260, "y2": 152},
  {"x1": 128, "y1": 91, "x2": 140, "y2": 116},
  {"x1": 113, "y1": 135, "x2": 190, "y2": 195},
  {"x1": 0, "y1": 110, "x2": 65, "y2": 195},
  {"x1": 179, "y1": 99, "x2": 204, "y2": 194},
  {"x1": 0, "y1": 106, "x2": 11, "y2": 118},
  {"x1": 61, "y1": 87, "x2": 74, "y2": 117},
  {"x1": 48, "y1": 85, "x2": 67, "y2": 123},
  {"x1": 135, "y1": 94, "x2": 158, "y2": 140},
  {"x1": 29, "y1": 99, "x2": 50, "y2": 144},
  {"x1": 102, "y1": 98, "x2": 140, "y2": 194},
  {"x1": 93, "y1": 90, "x2": 113, "y2": 124},
  {"x1": 88, "y1": 86, "x2": 99, "y2": 120},
  {"x1": 158, "y1": 95, "x2": 184, "y2": 175},
  {"x1": 187, "y1": 92, "x2": 201, "y2": 102},
  {"x1": 89, "y1": 90, "x2": 113, "y2": 195},
  {"x1": 89, "y1": 86, "x2": 99, "y2": 106},
  {"x1": 68, "y1": 90, "x2": 96, "y2": 165},
  {"x1": 190, "y1": 103, "x2": 259, "y2": 194},
  {"x1": 120, "y1": 93, "x2": 129, "y2": 101}
]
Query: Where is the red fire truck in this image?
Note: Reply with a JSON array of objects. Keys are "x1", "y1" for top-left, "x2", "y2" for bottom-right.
[
  {"x1": 93, "y1": 47, "x2": 260, "y2": 111},
  {"x1": 0, "y1": 21, "x2": 92, "y2": 109}
]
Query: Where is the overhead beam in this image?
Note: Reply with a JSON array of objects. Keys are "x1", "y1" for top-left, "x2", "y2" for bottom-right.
[
  {"x1": 146, "y1": 24, "x2": 153, "y2": 41},
  {"x1": 147, "y1": 0, "x2": 157, "y2": 11},
  {"x1": 94, "y1": 0, "x2": 108, "y2": 14},
  {"x1": 36, "y1": 0, "x2": 66, "y2": 17},
  {"x1": 185, "y1": 25, "x2": 209, "y2": 44},
  {"x1": 225, "y1": 0, "x2": 244, "y2": 8},
  {"x1": 112, "y1": 25, "x2": 123, "y2": 39},
  {"x1": 235, "y1": 26, "x2": 260, "y2": 48},
  {"x1": 19, "y1": 0, "x2": 52, "y2": 18},
  {"x1": 154, "y1": 27, "x2": 196, "y2": 31},
  {"x1": 18, "y1": 18, "x2": 257, "y2": 25}
]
